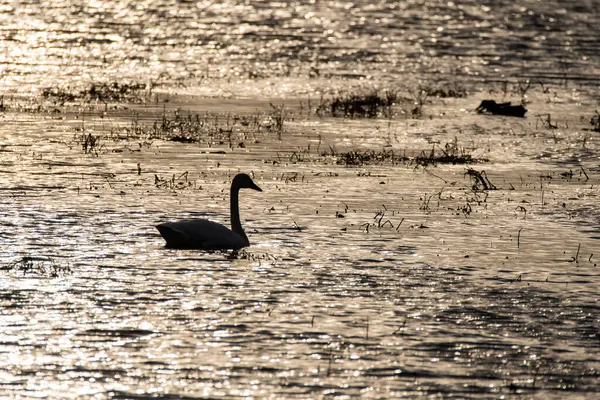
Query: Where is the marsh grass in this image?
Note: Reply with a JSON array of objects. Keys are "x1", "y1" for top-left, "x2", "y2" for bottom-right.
[
  {"x1": 315, "y1": 90, "x2": 399, "y2": 118},
  {"x1": 415, "y1": 137, "x2": 483, "y2": 166},
  {"x1": 42, "y1": 81, "x2": 147, "y2": 104},
  {"x1": 360, "y1": 209, "x2": 404, "y2": 233},
  {"x1": 333, "y1": 91, "x2": 397, "y2": 118},
  {"x1": 269, "y1": 103, "x2": 287, "y2": 137},
  {"x1": 0, "y1": 93, "x2": 63, "y2": 114},
  {"x1": 107, "y1": 108, "x2": 286, "y2": 146},
  {"x1": 313, "y1": 86, "x2": 443, "y2": 119},
  {"x1": 329, "y1": 148, "x2": 409, "y2": 166},
  {"x1": 1, "y1": 81, "x2": 147, "y2": 114},
  {"x1": 422, "y1": 82, "x2": 468, "y2": 98},
  {"x1": 154, "y1": 172, "x2": 201, "y2": 191},
  {"x1": 465, "y1": 168, "x2": 497, "y2": 191},
  {"x1": 535, "y1": 113, "x2": 558, "y2": 129},
  {"x1": 590, "y1": 111, "x2": 600, "y2": 132},
  {"x1": 283, "y1": 138, "x2": 483, "y2": 167},
  {"x1": 79, "y1": 132, "x2": 102, "y2": 155},
  {"x1": 226, "y1": 250, "x2": 278, "y2": 262},
  {"x1": 409, "y1": 88, "x2": 428, "y2": 118},
  {"x1": 2, "y1": 257, "x2": 72, "y2": 277}
]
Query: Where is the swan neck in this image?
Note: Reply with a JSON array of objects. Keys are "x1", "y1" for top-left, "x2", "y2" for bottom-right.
[{"x1": 230, "y1": 184, "x2": 248, "y2": 244}]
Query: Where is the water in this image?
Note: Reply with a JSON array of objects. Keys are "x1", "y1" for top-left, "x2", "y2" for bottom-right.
[{"x1": 1, "y1": 1, "x2": 599, "y2": 399}]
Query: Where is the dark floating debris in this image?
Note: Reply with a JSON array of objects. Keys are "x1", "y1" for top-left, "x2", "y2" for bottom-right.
[
  {"x1": 169, "y1": 135, "x2": 196, "y2": 143},
  {"x1": 476, "y1": 100, "x2": 527, "y2": 118}
]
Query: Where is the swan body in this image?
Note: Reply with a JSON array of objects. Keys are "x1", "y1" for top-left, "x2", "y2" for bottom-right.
[
  {"x1": 156, "y1": 173, "x2": 262, "y2": 250},
  {"x1": 156, "y1": 219, "x2": 248, "y2": 250}
]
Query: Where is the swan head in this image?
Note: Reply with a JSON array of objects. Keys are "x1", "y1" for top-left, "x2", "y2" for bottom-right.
[{"x1": 232, "y1": 173, "x2": 262, "y2": 192}]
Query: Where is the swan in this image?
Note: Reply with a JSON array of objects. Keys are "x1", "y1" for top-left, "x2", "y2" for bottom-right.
[{"x1": 156, "y1": 173, "x2": 262, "y2": 250}]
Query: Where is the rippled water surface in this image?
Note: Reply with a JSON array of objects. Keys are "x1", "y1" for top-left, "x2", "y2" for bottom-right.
[{"x1": 1, "y1": 1, "x2": 600, "y2": 399}]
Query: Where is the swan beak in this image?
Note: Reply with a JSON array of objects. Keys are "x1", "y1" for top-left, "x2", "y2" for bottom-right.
[{"x1": 251, "y1": 182, "x2": 263, "y2": 192}]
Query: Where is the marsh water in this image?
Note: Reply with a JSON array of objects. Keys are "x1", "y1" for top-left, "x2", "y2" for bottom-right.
[{"x1": 1, "y1": 1, "x2": 600, "y2": 399}]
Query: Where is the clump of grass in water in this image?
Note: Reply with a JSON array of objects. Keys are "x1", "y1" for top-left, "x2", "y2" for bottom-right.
[
  {"x1": 154, "y1": 171, "x2": 201, "y2": 191},
  {"x1": 269, "y1": 102, "x2": 287, "y2": 138},
  {"x1": 79, "y1": 132, "x2": 102, "y2": 155},
  {"x1": 0, "y1": 93, "x2": 63, "y2": 114},
  {"x1": 422, "y1": 82, "x2": 468, "y2": 98},
  {"x1": 285, "y1": 138, "x2": 483, "y2": 167},
  {"x1": 226, "y1": 250, "x2": 278, "y2": 261},
  {"x1": 535, "y1": 113, "x2": 558, "y2": 129},
  {"x1": 360, "y1": 208, "x2": 405, "y2": 233},
  {"x1": 409, "y1": 88, "x2": 428, "y2": 118},
  {"x1": 590, "y1": 111, "x2": 600, "y2": 132},
  {"x1": 42, "y1": 81, "x2": 148, "y2": 104},
  {"x1": 466, "y1": 168, "x2": 497, "y2": 191},
  {"x1": 312, "y1": 87, "x2": 438, "y2": 119},
  {"x1": 316, "y1": 89, "x2": 398, "y2": 118},
  {"x1": 2, "y1": 257, "x2": 72, "y2": 277},
  {"x1": 108, "y1": 108, "x2": 284, "y2": 146},
  {"x1": 415, "y1": 137, "x2": 483, "y2": 167},
  {"x1": 324, "y1": 148, "x2": 409, "y2": 166}
]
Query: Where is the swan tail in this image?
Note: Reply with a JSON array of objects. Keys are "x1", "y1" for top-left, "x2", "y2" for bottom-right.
[{"x1": 156, "y1": 224, "x2": 193, "y2": 248}]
